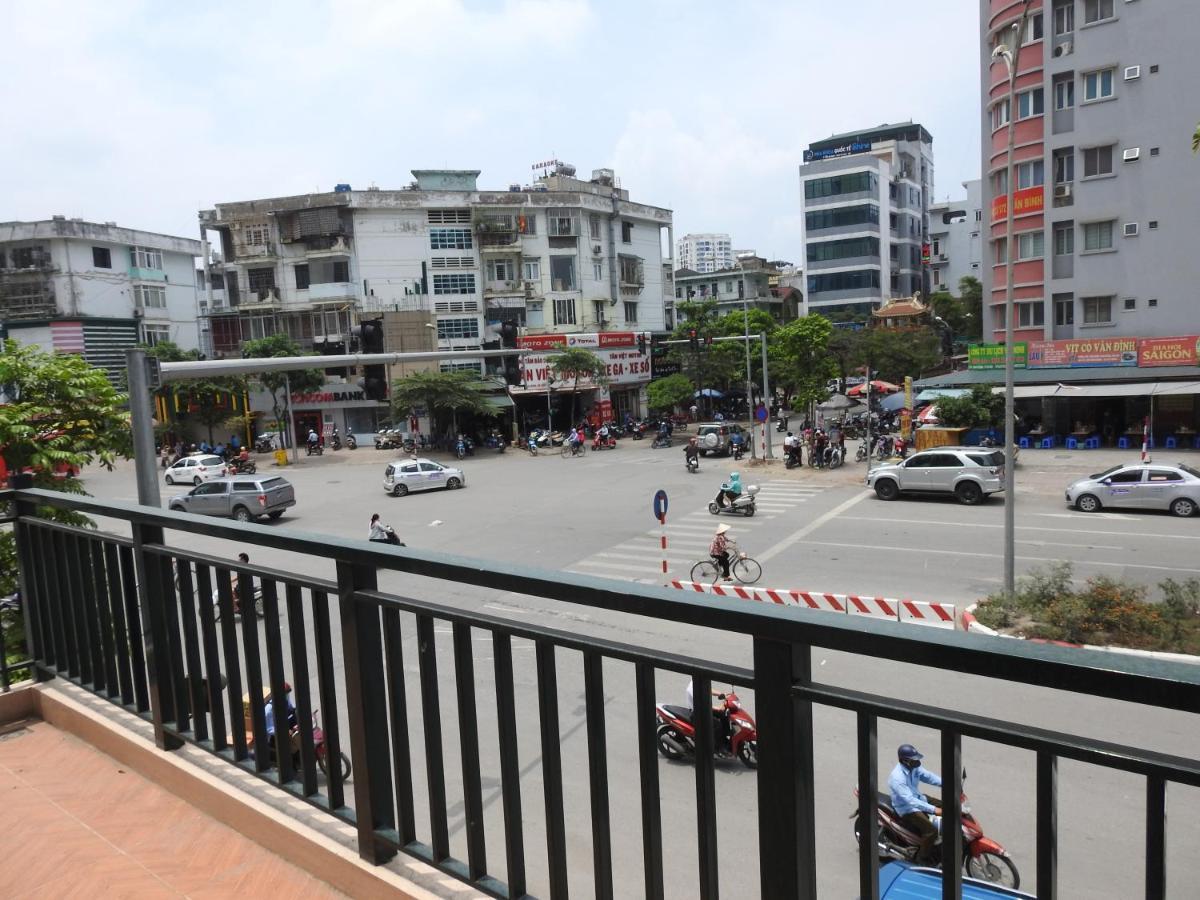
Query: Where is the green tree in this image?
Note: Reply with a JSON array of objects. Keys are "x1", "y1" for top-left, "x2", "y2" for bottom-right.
[
  {"x1": 854, "y1": 327, "x2": 943, "y2": 383},
  {"x1": 769, "y1": 315, "x2": 837, "y2": 412},
  {"x1": 958, "y1": 276, "x2": 984, "y2": 341},
  {"x1": 389, "y1": 370, "x2": 489, "y2": 438},
  {"x1": 646, "y1": 373, "x2": 695, "y2": 413},
  {"x1": 934, "y1": 385, "x2": 1004, "y2": 429},
  {"x1": 826, "y1": 327, "x2": 863, "y2": 387},
  {"x1": 241, "y1": 334, "x2": 326, "y2": 444},
  {"x1": 1193, "y1": 122, "x2": 1200, "y2": 153},
  {"x1": 549, "y1": 346, "x2": 609, "y2": 424},
  {"x1": 172, "y1": 375, "x2": 250, "y2": 445}
]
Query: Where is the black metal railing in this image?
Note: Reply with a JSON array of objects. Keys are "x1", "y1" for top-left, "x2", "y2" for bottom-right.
[{"x1": 5, "y1": 485, "x2": 1200, "y2": 900}]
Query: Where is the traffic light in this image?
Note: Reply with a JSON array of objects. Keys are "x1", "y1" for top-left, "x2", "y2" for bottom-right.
[
  {"x1": 689, "y1": 329, "x2": 699, "y2": 351},
  {"x1": 637, "y1": 332, "x2": 646, "y2": 355},
  {"x1": 500, "y1": 320, "x2": 521, "y2": 386},
  {"x1": 352, "y1": 318, "x2": 388, "y2": 401}
]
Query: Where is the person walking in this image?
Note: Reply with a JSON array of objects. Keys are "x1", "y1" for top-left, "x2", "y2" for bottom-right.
[{"x1": 368, "y1": 513, "x2": 404, "y2": 545}]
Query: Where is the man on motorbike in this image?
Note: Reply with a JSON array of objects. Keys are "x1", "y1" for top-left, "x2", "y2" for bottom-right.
[
  {"x1": 709, "y1": 523, "x2": 734, "y2": 581},
  {"x1": 685, "y1": 676, "x2": 733, "y2": 757},
  {"x1": 683, "y1": 436, "x2": 700, "y2": 468},
  {"x1": 307, "y1": 428, "x2": 320, "y2": 450},
  {"x1": 888, "y1": 743, "x2": 943, "y2": 864},
  {"x1": 716, "y1": 472, "x2": 742, "y2": 509},
  {"x1": 729, "y1": 429, "x2": 745, "y2": 457}
]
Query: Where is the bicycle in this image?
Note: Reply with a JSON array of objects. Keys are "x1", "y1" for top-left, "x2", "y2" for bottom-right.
[
  {"x1": 561, "y1": 441, "x2": 587, "y2": 458},
  {"x1": 690, "y1": 550, "x2": 762, "y2": 585}
]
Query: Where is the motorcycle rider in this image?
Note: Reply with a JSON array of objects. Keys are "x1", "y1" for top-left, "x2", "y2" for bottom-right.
[
  {"x1": 715, "y1": 472, "x2": 742, "y2": 509},
  {"x1": 683, "y1": 436, "x2": 700, "y2": 468},
  {"x1": 307, "y1": 428, "x2": 320, "y2": 451},
  {"x1": 783, "y1": 431, "x2": 800, "y2": 466},
  {"x1": 709, "y1": 523, "x2": 733, "y2": 580},
  {"x1": 368, "y1": 513, "x2": 404, "y2": 546},
  {"x1": 729, "y1": 429, "x2": 745, "y2": 457},
  {"x1": 684, "y1": 677, "x2": 733, "y2": 758},
  {"x1": 888, "y1": 743, "x2": 943, "y2": 864}
]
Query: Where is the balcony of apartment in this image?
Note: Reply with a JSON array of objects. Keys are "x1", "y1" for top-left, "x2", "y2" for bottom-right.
[
  {"x1": 239, "y1": 286, "x2": 283, "y2": 311},
  {"x1": 305, "y1": 281, "x2": 357, "y2": 303},
  {"x1": 474, "y1": 214, "x2": 521, "y2": 254},
  {"x1": 619, "y1": 256, "x2": 645, "y2": 294},
  {"x1": 0, "y1": 274, "x2": 57, "y2": 320},
  {"x1": 482, "y1": 278, "x2": 527, "y2": 298},
  {"x1": 2, "y1": 483, "x2": 1197, "y2": 899},
  {"x1": 302, "y1": 234, "x2": 352, "y2": 259}
]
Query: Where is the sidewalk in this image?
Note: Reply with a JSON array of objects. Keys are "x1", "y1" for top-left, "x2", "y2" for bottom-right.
[{"x1": 0, "y1": 718, "x2": 343, "y2": 898}]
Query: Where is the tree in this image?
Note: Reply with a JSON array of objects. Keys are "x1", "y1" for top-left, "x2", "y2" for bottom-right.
[
  {"x1": 958, "y1": 276, "x2": 984, "y2": 341},
  {"x1": 646, "y1": 373, "x2": 695, "y2": 413},
  {"x1": 241, "y1": 334, "x2": 326, "y2": 443},
  {"x1": 549, "y1": 346, "x2": 608, "y2": 424},
  {"x1": 389, "y1": 370, "x2": 489, "y2": 438},
  {"x1": 826, "y1": 328, "x2": 862, "y2": 387},
  {"x1": 769, "y1": 315, "x2": 837, "y2": 412},
  {"x1": 934, "y1": 385, "x2": 1005, "y2": 429},
  {"x1": 854, "y1": 327, "x2": 943, "y2": 383},
  {"x1": 1193, "y1": 122, "x2": 1200, "y2": 154}
]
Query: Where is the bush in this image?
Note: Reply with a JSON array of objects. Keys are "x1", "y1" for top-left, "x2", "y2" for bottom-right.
[{"x1": 935, "y1": 384, "x2": 1004, "y2": 429}]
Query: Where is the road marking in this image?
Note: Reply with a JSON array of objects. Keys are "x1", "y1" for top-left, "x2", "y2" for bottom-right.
[
  {"x1": 1037, "y1": 512, "x2": 1141, "y2": 521},
  {"x1": 797, "y1": 540, "x2": 1200, "y2": 575},
  {"x1": 837, "y1": 516, "x2": 1200, "y2": 541},
  {"x1": 758, "y1": 490, "x2": 873, "y2": 564}
]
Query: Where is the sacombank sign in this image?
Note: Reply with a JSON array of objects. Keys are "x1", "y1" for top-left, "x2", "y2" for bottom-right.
[{"x1": 803, "y1": 140, "x2": 872, "y2": 163}]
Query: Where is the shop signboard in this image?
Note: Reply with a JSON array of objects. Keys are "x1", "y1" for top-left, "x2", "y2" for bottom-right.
[
  {"x1": 968, "y1": 342, "x2": 1026, "y2": 370},
  {"x1": 1026, "y1": 338, "x2": 1138, "y2": 369},
  {"x1": 515, "y1": 347, "x2": 651, "y2": 392},
  {"x1": 990, "y1": 186, "x2": 1045, "y2": 222},
  {"x1": 1137, "y1": 335, "x2": 1200, "y2": 368}
]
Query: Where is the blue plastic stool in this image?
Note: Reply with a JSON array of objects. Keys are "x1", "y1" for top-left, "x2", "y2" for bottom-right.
[
  {"x1": 1019, "y1": 436, "x2": 1030, "y2": 449},
  {"x1": 1066, "y1": 437, "x2": 1078, "y2": 450},
  {"x1": 1040, "y1": 437, "x2": 1054, "y2": 449},
  {"x1": 1085, "y1": 436, "x2": 1101, "y2": 449},
  {"x1": 1165, "y1": 436, "x2": 1177, "y2": 449},
  {"x1": 1118, "y1": 437, "x2": 1130, "y2": 449},
  {"x1": 1194, "y1": 435, "x2": 1200, "y2": 450}
]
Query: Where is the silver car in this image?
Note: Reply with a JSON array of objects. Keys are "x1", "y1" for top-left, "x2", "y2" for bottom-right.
[
  {"x1": 1066, "y1": 463, "x2": 1200, "y2": 517},
  {"x1": 164, "y1": 454, "x2": 227, "y2": 485},
  {"x1": 383, "y1": 457, "x2": 466, "y2": 497},
  {"x1": 867, "y1": 447, "x2": 1005, "y2": 505}
]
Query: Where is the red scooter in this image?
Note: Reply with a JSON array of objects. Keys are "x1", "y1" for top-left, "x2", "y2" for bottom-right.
[
  {"x1": 850, "y1": 772, "x2": 1019, "y2": 888},
  {"x1": 655, "y1": 690, "x2": 758, "y2": 769},
  {"x1": 592, "y1": 431, "x2": 618, "y2": 450}
]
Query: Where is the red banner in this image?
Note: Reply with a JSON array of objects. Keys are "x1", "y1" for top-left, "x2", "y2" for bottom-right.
[
  {"x1": 991, "y1": 186, "x2": 1045, "y2": 222},
  {"x1": 516, "y1": 333, "x2": 568, "y2": 350},
  {"x1": 1138, "y1": 335, "x2": 1200, "y2": 368}
]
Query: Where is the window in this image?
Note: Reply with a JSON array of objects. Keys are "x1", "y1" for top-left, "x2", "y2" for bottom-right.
[
  {"x1": 1054, "y1": 295, "x2": 1075, "y2": 325},
  {"x1": 991, "y1": 169, "x2": 1008, "y2": 196},
  {"x1": 1108, "y1": 468, "x2": 1143, "y2": 485},
  {"x1": 518, "y1": 212, "x2": 537, "y2": 235},
  {"x1": 991, "y1": 99, "x2": 1011, "y2": 130},
  {"x1": 1082, "y1": 220, "x2": 1114, "y2": 251},
  {"x1": 247, "y1": 267, "x2": 276, "y2": 292},
  {"x1": 432, "y1": 273, "x2": 476, "y2": 295},
  {"x1": 294, "y1": 264, "x2": 310, "y2": 289},
  {"x1": 1083, "y1": 68, "x2": 1115, "y2": 102},
  {"x1": 427, "y1": 209, "x2": 471, "y2": 224},
  {"x1": 806, "y1": 204, "x2": 880, "y2": 231},
  {"x1": 1017, "y1": 88, "x2": 1045, "y2": 119},
  {"x1": 1053, "y1": 0, "x2": 1074, "y2": 35},
  {"x1": 332, "y1": 260, "x2": 349, "y2": 283},
  {"x1": 806, "y1": 269, "x2": 881, "y2": 294},
  {"x1": 1148, "y1": 298, "x2": 1158, "y2": 308},
  {"x1": 1082, "y1": 295, "x2": 1113, "y2": 324},
  {"x1": 621, "y1": 221, "x2": 633, "y2": 243},
  {"x1": 550, "y1": 256, "x2": 577, "y2": 291},
  {"x1": 1083, "y1": 0, "x2": 1114, "y2": 25},
  {"x1": 429, "y1": 227, "x2": 473, "y2": 250},
  {"x1": 1016, "y1": 160, "x2": 1045, "y2": 189},
  {"x1": 141, "y1": 324, "x2": 170, "y2": 345},
  {"x1": 1123, "y1": 297, "x2": 1136, "y2": 311},
  {"x1": 1082, "y1": 145, "x2": 1113, "y2": 177},
  {"x1": 486, "y1": 259, "x2": 515, "y2": 282},
  {"x1": 92, "y1": 247, "x2": 111, "y2": 268},
  {"x1": 1053, "y1": 148, "x2": 1075, "y2": 184},
  {"x1": 624, "y1": 301, "x2": 638, "y2": 322},
  {"x1": 1148, "y1": 470, "x2": 1184, "y2": 483},
  {"x1": 439, "y1": 361, "x2": 483, "y2": 375},
  {"x1": 547, "y1": 212, "x2": 578, "y2": 237},
  {"x1": 1017, "y1": 231, "x2": 1045, "y2": 259},
  {"x1": 242, "y1": 225, "x2": 270, "y2": 246},
  {"x1": 1016, "y1": 301, "x2": 1045, "y2": 327},
  {"x1": 1021, "y1": 12, "x2": 1044, "y2": 43},
  {"x1": 1053, "y1": 75, "x2": 1075, "y2": 110},
  {"x1": 994, "y1": 238, "x2": 1008, "y2": 265},
  {"x1": 807, "y1": 237, "x2": 881, "y2": 263},
  {"x1": 436, "y1": 317, "x2": 480, "y2": 340},
  {"x1": 803, "y1": 171, "x2": 877, "y2": 199},
  {"x1": 134, "y1": 284, "x2": 167, "y2": 309},
  {"x1": 589, "y1": 215, "x2": 601, "y2": 240},
  {"x1": 131, "y1": 246, "x2": 163, "y2": 269},
  {"x1": 522, "y1": 258, "x2": 540, "y2": 282},
  {"x1": 1054, "y1": 222, "x2": 1074, "y2": 256},
  {"x1": 553, "y1": 296, "x2": 576, "y2": 325},
  {"x1": 593, "y1": 261, "x2": 604, "y2": 282},
  {"x1": 430, "y1": 256, "x2": 473, "y2": 269}
]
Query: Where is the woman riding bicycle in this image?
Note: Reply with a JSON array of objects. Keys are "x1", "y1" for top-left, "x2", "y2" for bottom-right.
[{"x1": 709, "y1": 524, "x2": 734, "y2": 582}]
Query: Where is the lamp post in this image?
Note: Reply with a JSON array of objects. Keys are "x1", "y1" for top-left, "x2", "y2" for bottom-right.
[
  {"x1": 992, "y1": 1, "x2": 1032, "y2": 599},
  {"x1": 742, "y1": 296, "x2": 755, "y2": 457}
]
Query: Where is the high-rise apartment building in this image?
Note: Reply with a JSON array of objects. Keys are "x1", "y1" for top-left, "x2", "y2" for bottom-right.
[
  {"x1": 928, "y1": 180, "x2": 984, "y2": 296},
  {"x1": 979, "y1": 0, "x2": 1200, "y2": 341},
  {"x1": 798, "y1": 122, "x2": 934, "y2": 317},
  {"x1": 676, "y1": 233, "x2": 733, "y2": 274}
]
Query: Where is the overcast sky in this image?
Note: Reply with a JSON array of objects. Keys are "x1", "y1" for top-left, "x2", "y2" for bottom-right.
[{"x1": 4, "y1": 0, "x2": 980, "y2": 262}]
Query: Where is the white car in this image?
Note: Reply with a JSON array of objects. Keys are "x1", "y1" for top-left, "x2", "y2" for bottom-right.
[
  {"x1": 164, "y1": 454, "x2": 227, "y2": 486},
  {"x1": 383, "y1": 458, "x2": 466, "y2": 497}
]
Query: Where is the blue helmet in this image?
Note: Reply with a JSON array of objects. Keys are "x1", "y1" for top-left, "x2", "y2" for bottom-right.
[{"x1": 897, "y1": 743, "x2": 923, "y2": 762}]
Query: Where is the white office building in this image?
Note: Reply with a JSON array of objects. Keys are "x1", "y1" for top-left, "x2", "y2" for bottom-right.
[
  {"x1": 928, "y1": 179, "x2": 983, "y2": 296},
  {"x1": 676, "y1": 233, "x2": 734, "y2": 274}
]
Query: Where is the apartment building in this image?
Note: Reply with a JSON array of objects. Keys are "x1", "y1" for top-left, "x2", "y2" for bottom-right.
[
  {"x1": 0, "y1": 217, "x2": 202, "y2": 379},
  {"x1": 798, "y1": 122, "x2": 934, "y2": 317},
  {"x1": 673, "y1": 254, "x2": 802, "y2": 321},
  {"x1": 979, "y1": 0, "x2": 1200, "y2": 341},
  {"x1": 928, "y1": 180, "x2": 984, "y2": 296},
  {"x1": 676, "y1": 233, "x2": 734, "y2": 274}
]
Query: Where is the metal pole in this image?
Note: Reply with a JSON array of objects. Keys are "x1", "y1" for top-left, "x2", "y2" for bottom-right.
[
  {"x1": 760, "y1": 331, "x2": 773, "y2": 459},
  {"x1": 865, "y1": 372, "x2": 872, "y2": 478},
  {"x1": 743, "y1": 299, "x2": 755, "y2": 457},
  {"x1": 1001, "y1": 4, "x2": 1030, "y2": 599},
  {"x1": 125, "y1": 348, "x2": 161, "y2": 508},
  {"x1": 285, "y1": 373, "x2": 298, "y2": 464}
]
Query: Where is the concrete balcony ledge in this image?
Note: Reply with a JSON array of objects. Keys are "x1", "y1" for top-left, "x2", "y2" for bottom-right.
[{"x1": 307, "y1": 281, "x2": 358, "y2": 301}]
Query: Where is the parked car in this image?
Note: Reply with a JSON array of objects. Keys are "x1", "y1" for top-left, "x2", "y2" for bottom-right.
[
  {"x1": 168, "y1": 475, "x2": 296, "y2": 522},
  {"x1": 867, "y1": 447, "x2": 1006, "y2": 505},
  {"x1": 164, "y1": 454, "x2": 227, "y2": 485},
  {"x1": 878, "y1": 862, "x2": 1033, "y2": 899},
  {"x1": 696, "y1": 423, "x2": 746, "y2": 457},
  {"x1": 1066, "y1": 462, "x2": 1200, "y2": 517},
  {"x1": 383, "y1": 458, "x2": 466, "y2": 497}
]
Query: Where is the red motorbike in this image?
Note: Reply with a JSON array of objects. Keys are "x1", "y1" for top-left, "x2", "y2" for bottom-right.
[
  {"x1": 250, "y1": 687, "x2": 352, "y2": 782},
  {"x1": 850, "y1": 772, "x2": 1019, "y2": 888},
  {"x1": 655, "y1": 690, "x2": 758, "y2": 769},
  {"x1": 592, "y1": 432, "x2": 618, "y2": 450}
]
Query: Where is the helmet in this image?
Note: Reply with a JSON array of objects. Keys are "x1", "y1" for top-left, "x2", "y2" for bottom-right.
[{"x1": 897, "y1": 743, "x2": 923, "y2": 763}]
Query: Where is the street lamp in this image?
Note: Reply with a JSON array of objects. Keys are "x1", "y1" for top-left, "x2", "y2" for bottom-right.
[{"x1": 991, "y1": 2, "x2": 1031, "y2": 598}]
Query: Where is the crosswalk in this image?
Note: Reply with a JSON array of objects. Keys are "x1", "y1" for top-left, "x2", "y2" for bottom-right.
[{"x1": 565, "y1": 480, "x2": 827, "y2": 582}]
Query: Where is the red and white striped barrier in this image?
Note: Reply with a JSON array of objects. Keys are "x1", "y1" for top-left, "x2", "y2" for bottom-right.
[{"x1": 670, "y1": 581, "x2": 957, "y2": 629}]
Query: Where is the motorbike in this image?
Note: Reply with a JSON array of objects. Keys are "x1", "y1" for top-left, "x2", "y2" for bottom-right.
[
  {"x1": 592, "y1": 431, "x2": 618, "y2": 451},
  {"x1": 305, "y1": 441, "x2": 323, "y2": 457},
  {"x1": 526, "y1": 434, "x2": 539, "y2": 456},
  {"x1": 784, "y1": 446, "x2": 802, "y2": 469},
  {"x1": 685, "y1": 451, "x2": 700, "y2": 473},
  {"x1": 855, "y1": 441, "x2": 869, "y2": 463},
  {"x1": 252, "y1": 689, "x2": 353, "y2": 783},
  {"x1": 455, "y1": 438, "x2": 467, "y2": 460},
  {"x1": 655, "y1": 690, "x2": 758, "y2": 769},
  {"x1": 254, "y1": 435, "x2": 275, "y2": 453},
  {"x1": 330, "y1": 433, "x2": 342, "y2": 451},
  {"x1": 730, "y1": 441, "x2": 745, "y2": 461},
  {"x1": 651, "y1": 432, "x2": 672, "y2": 449},
  {"x1": 850, "y1": 772, "x2": 1019, "y2": 888},
  {"x1": 708, "y1": 484, "x2": 759, "y2": 517},
  {"x1": 825, "y1": 444, "x2": 845, "y2": 469},
  {"x1": 776, "y1": 417, "x2": 789, "y2": 433},
  {"x1": 345, "y1": 433, "x2": 357, "y2": 450},
  {"x1": 229, "y1": 457, "x2": 257, "y2": 475}
]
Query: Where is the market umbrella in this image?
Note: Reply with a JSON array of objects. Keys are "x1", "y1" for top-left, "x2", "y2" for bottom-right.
[
  {"x1": 847, "y1": 380, "x2": 900, "y2": 397},
  {"x1": 694, "y1": 388, "x2": 724, "y2": 398},
  {"x1": 917, "y1": 404, "x2": 941, "y2": 424},
  {"x1": 879, "y1": 393, "x2": 909, "y2": 413},
  {"x1": 817, "y1": 392, "x2": 857, "y2": 411}
]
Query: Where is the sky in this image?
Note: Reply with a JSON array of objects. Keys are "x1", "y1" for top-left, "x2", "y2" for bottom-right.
[{"x1": 3, "y1": 0, "x2": 981, "y2": 262}]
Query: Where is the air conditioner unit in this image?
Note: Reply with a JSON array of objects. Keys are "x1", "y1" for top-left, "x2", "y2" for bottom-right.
[
  {"x1": 1124, "y1": 222, "x2": 1140, "y2": 237},
  {"x1": 1122, "y1": 147, "x2": 1141, "y2": 161},
  {"x1": 1053, "y1": 183, "x2": 1073, "y2": 199},
  {"x1": 1053, "y1": 41, "x2": 1073, "y2": 57},
  {"x1": 1124, "y1": 65, "x2": 1141, "y2": 80}
]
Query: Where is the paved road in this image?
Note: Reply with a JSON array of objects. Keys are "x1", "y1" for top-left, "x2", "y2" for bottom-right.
[{"x1": 76, "y1": 442, "x2": 1200, "y2": 898}]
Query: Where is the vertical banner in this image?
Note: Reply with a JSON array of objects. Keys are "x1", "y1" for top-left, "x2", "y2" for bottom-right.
[{"x1": 901, "y1": 376, "x2": 913, "y2": 441}]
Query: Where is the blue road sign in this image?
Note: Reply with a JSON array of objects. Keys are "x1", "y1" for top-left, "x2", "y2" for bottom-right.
[
  {"x1": 755, "y1": 404, "x2": 768, "y2": 422},
  {"x1": 652, "y1": 489, "x2": 668, "y2": 520}
]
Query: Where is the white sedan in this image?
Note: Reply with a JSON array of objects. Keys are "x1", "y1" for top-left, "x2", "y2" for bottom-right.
[
  {"x1": 382, "y1": 458, "x2": 465, "y2": 497},
  {"x1": 164, "y1": 454, "x2": 227, "y2": 486}
]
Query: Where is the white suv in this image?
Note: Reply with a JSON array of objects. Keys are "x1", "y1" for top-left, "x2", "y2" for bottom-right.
[{"x1": 867, "y1": 447, "x2": 1005, "y2": 505}]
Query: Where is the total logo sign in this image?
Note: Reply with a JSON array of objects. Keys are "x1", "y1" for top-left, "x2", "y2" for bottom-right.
[{"x1": 517, "y1": 331, "x2": 638, "y2": 351}]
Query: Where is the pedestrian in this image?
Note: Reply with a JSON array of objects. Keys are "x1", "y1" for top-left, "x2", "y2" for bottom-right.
[
  {"x1": 690, "y1": 403, "x2": 699, "y2": 422},
  {"x1": 368, "y1": 513, "x2": 404, "y2": 546}
]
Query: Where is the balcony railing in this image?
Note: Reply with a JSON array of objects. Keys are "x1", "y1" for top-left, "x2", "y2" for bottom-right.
[{"x1": 4, "y1": 485, "x2": 1199, "y2": 900}]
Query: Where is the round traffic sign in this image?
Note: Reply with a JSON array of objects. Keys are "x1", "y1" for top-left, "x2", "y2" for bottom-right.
[
  {"x1": 652, "y1": 489, "x2": 668, "y2": 520},
  {"x1": 755, "y1": 404, "x2": 768, "y2": 422}
]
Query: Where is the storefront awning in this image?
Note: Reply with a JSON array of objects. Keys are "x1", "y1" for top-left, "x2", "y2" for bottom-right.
[{"x1": 483, "y1": 394, "x2": 514, "y2": 410}]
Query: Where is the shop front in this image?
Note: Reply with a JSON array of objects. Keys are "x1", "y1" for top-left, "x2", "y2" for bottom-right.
[{"x1": 249, "y1": 382, "x2": 390, "y2": 446}]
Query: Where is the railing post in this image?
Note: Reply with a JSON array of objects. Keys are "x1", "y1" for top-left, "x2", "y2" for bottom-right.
[
  {"x1": 130, "y1": 521, "x2": 183, "y2": 750},
  {"x1": 337, "y1": 558, "x2": 396, "y2": 865},
  {"x1": 754, "y1": 636, "x2": 816, "y2": 900},
  {"x1": 11, "y1": 474, "x2": 51, "y2": 684}
]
